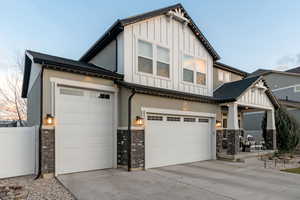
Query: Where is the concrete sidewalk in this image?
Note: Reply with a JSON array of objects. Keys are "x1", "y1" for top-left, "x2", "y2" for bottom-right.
[{"x1": 58, "y1": 159, "x2": 300, "y2": 200}]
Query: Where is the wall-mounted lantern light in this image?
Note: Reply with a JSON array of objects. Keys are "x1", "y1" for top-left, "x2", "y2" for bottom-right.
[
  {"x1": 135, "y1": 116, "x2": 144, "y2": 126},
  {"x1": 45, "y1": 114, "x2": 55, "y2": 125},
  {"x1": 216, "y1": 120, "x2": 222, "y2": 128}
]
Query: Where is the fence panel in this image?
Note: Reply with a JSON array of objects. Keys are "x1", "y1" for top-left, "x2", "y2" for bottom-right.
[{"x1": 0, "y1": 127, "x2": 37, "y2": 179}]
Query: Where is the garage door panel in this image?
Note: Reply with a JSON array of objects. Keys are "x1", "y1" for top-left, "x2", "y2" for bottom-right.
[
  {"x1": 56, "y1": 87, "x2": 114, "y2": 175},
  {"x1": 147, "y1": 115, "x2": 211, "y2": 168}
]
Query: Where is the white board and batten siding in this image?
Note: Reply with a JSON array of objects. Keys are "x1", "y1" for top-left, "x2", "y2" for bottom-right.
[
  {"x1": 121, "y1": 15, "x2": 214, "y2": 96},
  {"x1": 237, "y1": 85, "x2": 273, "y2": 110},
  {"x1": 0, "y1": 127, "x2": 38, "y2": 179}
]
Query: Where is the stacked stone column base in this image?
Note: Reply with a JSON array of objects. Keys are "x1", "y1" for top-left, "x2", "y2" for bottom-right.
[{"x1": 265, "y1": 129, "x2": 277, "y2": 150}]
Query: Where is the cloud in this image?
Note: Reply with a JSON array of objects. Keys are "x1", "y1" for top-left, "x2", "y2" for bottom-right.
[{"x1": 275, "y1": 53, "x2": 300, "y2": 70}]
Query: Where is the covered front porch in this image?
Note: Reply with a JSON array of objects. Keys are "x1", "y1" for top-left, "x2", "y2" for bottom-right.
[{"x1": 214, "y1": 76, "x2": 279, "y2": 160}]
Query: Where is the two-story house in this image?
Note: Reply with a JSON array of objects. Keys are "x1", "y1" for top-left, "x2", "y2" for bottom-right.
[
  {"x1": 21, "y1": 4, "x2": 279, "y2": 178},
  {"x1": 244, "y1": 68, "x2": 300, "y2": 139}
]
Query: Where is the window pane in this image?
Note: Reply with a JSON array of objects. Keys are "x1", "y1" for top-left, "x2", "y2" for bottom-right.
[
  {"x1": 138, "y1": 40, "x2": 152, "y2": 58},
  {"x1": 157, "y1": 62, "x2": 169, "y2": 77},
  {"x1": 196, "y1": 72, "x2": 206, "y2": 85},
  {"x1": 183, "y1": 68, "x2": 194, "y2": 83},
  {"x1": 195, "y1": 59, "x2": 206, "y2": 73},
  {"x1": 223, "y1": 119, "x2": 227, "y2": 128},
  {"x1": 183, "y1": 55, "x2": 193, "y2": 69},
  {"x1": 138, "y1": 56, "x2": 153, "y2": 74},
  {"x1": 225, "y1": 72, "x2": 230, "y2": 82},
  {"x1": 218, "y1": 70, "x2": 224, "y2": 81},
  {"x1": 157, "y1": 46, "x2": 169, "y2": 63}
]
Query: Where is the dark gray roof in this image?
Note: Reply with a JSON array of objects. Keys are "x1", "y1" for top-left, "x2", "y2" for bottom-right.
[
  {"x1": 214, "y1": 76, "x2": 261, "y2": 101},
  {"x1": 22, "y1": 50, "x2": 123, "y2": 98},
  {"x1": 248, "y1": 69, "x2": 270, "y2": 77},
  {"x1": 214, "y1": 62, "x2": 248, "y2": 77},
  {"x1": 248, "y1": 68, "x2": 300, "y2": 78},
  {"x1": 214, "y1": 76, "x2": 280, "y2": 108},
  {"x1": 80, "y1": 3, "x2": 220, "y2": 62},
  {"x1": 286, "y1": 66, "x2": 300, "y2": 74}
]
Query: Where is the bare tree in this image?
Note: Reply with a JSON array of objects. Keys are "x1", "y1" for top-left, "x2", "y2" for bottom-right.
[{"x1": 0, "y1": 54, "x2": 26, "y2": 126}]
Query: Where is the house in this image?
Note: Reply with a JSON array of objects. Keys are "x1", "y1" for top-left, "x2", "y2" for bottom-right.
[
  {"x1": 244, "y1": 68, "x2": 300, "y2": 139},
  {"x1": 21, "y1": 4, "x2": 279, "y2": 178}
]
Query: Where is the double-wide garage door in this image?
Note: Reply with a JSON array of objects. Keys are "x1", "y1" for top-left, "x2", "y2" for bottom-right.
[
  {"x1": 55, "y1": 86, "x2": 114, "y2": 175},
  {"x1": 147, "y1": 114, "x2": 212, "y2": 168}
]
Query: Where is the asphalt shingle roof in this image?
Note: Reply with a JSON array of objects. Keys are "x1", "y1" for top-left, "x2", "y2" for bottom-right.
[{"x1": 213, "y1": 76, "x2": 261, "y2": 101}]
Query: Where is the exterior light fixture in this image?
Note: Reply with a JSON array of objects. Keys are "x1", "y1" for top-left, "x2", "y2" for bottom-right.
[
  {"x1": 135, "y1": 116, "x2": 144, "y2": 126},
  {"x1": 216, "y1": 120, "x2": 222, "y2": 128},
  {"x1": 45, "y1": 114, "x2": 55, "y2": 125}
]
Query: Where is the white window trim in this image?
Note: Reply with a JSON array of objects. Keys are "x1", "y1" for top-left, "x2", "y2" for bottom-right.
[
  {"x1": 136, "y1": 37, "x2": 171, "y2": 80},
  {"x1": 294, "y1": 85, "x2": 300, "y2": 92},
  {"x1": 181, "y1": 52, "x2": 207, "y2": 87}
]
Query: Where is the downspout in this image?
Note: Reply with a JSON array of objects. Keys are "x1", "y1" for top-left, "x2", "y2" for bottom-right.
[
  {"x1": 127, "y1": 89, "x2": 136, "y2": 171},
  {"x1": 35, "y1": 66, "x2": 44, "y2": 179}
]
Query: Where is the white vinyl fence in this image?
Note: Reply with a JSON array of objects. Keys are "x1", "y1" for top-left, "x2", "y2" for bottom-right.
[{"x1": 0, "y1": 127, "x2": 38, "y2": 179}]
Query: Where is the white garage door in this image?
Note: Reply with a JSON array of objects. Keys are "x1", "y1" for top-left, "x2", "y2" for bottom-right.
[
  {"x1": 55, "y1": 86, "x2": 114, "y2": 175},
  {"x1": 147, "y1": 114, "x2": 211, "y2": 168}
]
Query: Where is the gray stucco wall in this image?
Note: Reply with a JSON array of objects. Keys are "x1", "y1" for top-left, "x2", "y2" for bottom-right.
[
  {"x1": 27, "y1": 73, "x2": 41, "y2": 126},
  {"x1": 118, "y1": 87, "x2": 220, "y2": 127},
  {"x1": 264, "y1": 73, "x2": 300, "y2": 90},
  {"x1": 213, "y1": 67, "x2": 243, "y2": 90},
  {"x1": 89, "y1": 40, "x2": 116, "y2": 71}
]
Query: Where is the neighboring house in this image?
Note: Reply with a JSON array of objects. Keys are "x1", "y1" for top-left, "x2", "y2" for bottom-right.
[
  {"x1": 244, "y1": 69, "x2": 300, "y2": 136},
  {"x1": 21, "y1": 4, "x2": 279, "y2": 178}
]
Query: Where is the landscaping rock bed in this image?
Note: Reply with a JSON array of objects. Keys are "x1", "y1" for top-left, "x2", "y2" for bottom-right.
[{"x1": 0, "y1": 176, "x2": 74, "y2": 200}]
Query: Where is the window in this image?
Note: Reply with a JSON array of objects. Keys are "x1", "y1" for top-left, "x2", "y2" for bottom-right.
[
  {"x1": 138, "y1": 40, "x2": 153, "y2": 74},
  {"x1": 295, "y1": 85, "x2": 300, "y2": 92},
  {"x1": 137, "y1": 40, "x2": 170, "y2": 78},
  {"x1": 199, "y1": 118, "x2": 209, "y2": 123},
  {"x1": 167, "y1": 117, "x2": 181, "y2": 121},
  {"x1": 147, "y1": 115, "x2": 163, "y2": 121},
  {"x1": 218, "y1": 69, "x2": 231, "y2": 83},
  {"x1": 157, "y1": 46, "x2": 170, "y2": 78},
  {"x1": 184, "y1": 117, "x2": 196, "y2": 122},
  {"x1": 183, "y1": 55, "x2": 206, "y2": 85}
]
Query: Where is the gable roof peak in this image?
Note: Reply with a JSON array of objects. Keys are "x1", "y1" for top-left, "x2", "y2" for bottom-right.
[{"x1": 80, "y1": 4, "x2": 220, "y2": 62}]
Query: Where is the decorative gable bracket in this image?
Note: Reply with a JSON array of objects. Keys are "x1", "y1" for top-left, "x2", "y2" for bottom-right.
[
  {"x1": 166, "y1": 8, "x2": 190, "y2": 25},
  {"x1": 253, "y1": 80, "x2": 267, "y2": 91}
]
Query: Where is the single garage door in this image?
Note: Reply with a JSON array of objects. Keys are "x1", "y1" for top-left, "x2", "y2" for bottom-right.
[
  {"x1": 147, "y1": 114, "x2": 211, "y2": 168},
  {"x1": 55, "y1": 86, "x2": 114, "y2": 175}
]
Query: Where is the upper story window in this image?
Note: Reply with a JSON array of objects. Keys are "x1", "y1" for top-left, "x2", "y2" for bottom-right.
[
  {"x1": 295, "y1": 85, "x2": 300, "y2": 92},
  {"x1": 138, "y1": 40, "x2": 153, "y2": 74},
  {"x1": 218, "y1": 69, "x2": 231, "y2": 83},
  {"x1": 157, "y1": 46, "x2": 170, "y2": 78},
  {"x1": 182, "y1": 55, "x2": 206, "y2": 85},
  {"x1": 138, "y1": 39, "x2": 170, "y2": 78}
]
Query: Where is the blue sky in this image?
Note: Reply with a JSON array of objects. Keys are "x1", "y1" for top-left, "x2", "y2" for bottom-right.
[{"x1": 1, "y1": 0, "x2": 300, "y2": 75}]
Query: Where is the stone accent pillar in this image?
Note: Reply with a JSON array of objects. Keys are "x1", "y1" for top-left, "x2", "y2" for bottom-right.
[
  {"x1": 41, "y1": 126, "x2": 55, "y2": 177},
  {"x1": 265, "y1": 129, "x2": 277, "y2": 150},
  {"x1": 227, "y1": 129, "x2": 240, "y2": 155},
  {"x1": 216, "y1": 130, "x2": 224, "y2": 153},
  {"x1": 117, "y1": 128, "x2": 145, "y2": 170}
]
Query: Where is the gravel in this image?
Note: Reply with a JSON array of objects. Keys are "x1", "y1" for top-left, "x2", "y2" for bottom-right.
[{"x1": 0, "y1": 176, "x2": 75, "y2": 200}]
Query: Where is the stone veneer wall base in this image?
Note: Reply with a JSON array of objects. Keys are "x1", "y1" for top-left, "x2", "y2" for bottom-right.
[{"x1": 117, "y1": 128, "x2": 145, "y2": 170}]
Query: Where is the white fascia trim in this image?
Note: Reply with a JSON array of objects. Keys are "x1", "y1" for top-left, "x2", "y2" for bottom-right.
[
  {"x1": 141, "y1": 107, "x2": 216, "y2": 118},
  {"x1": 272, "y1": 84, "x2": 300, "y2": 92},
  {"x1": 50, "y1": 77, "x2": 118, "y2": 93},
  {"x1": 243, "y1": 111, "x2": 265, "y2": 115},
  {"x1": 237, "y1": 102, "x2": 274, "y2": 111}
]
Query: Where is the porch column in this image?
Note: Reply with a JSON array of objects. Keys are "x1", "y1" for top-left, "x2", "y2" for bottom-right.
[
  {"x1": 227, "y1": 103, "x2": 240, "y2": 155},
  {"x1": 265, "y1": 109, "x2": 277, "y2": 150}
]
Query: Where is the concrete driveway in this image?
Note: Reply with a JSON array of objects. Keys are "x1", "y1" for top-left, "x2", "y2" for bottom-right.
[{"x1": 58, "y1": 159, "x2": 300, "y2": 200}]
